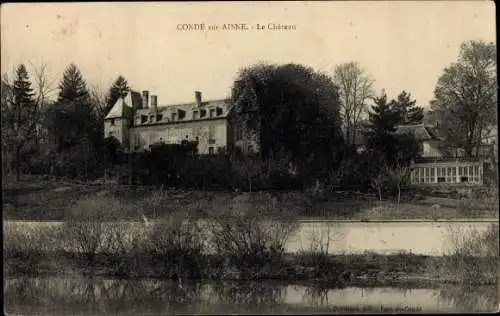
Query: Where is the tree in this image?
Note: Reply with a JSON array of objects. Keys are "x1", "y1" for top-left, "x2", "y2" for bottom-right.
[
  {"x1": 51, "y1": 63, "x2": 96, "y2": 151},
  {"x1": 388, "y1": 164, "x2": 411, "y2": 205},
  {"x1": 392, "y1": 91, "x2": 424, "y2": 125},
  {"x1": 333, "y1": 62, "x2": 374, "y2": 147},
  {"x1": 231, "y1": 156, "x2": 265, "y2": 192},
  {"x1": 431, "y1": 40, "x2": 497, "y2": 157},
  {"x1": 364, "y1": 91, "x2": 420, "y2": 167},
  {"x1": 364, "y1": 92, "x2": 399, "y2": 150},
  {"x1": 105, "y1": 75, "x2": 130, "y2": 115},
  {"x1": 1, "y1": 64, "x2": 53, "y2": 181},
  {"x1": 44, "y1": 63, "x2": 104, "y2": 179},
  {"x1": 103, "y1": 136, "x2": 121, "y2": 179},
  {"x1": 89, "y1": 84, "x2": 109, "y2": 121},
  {"x1": 231, "y1": 63, "x2": 344, "y2": 183}
]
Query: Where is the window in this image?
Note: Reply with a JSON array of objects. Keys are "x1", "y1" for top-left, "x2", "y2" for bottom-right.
[
  {"x1": 412, "y1": 167, "x2": 440, "y2": 184},
  {"x1": 149, "y1": 115, "x2": 154, "y2": 122},
  {"x1": 193, "y1": 127, "x2": 201, "y2": 138},
  {"x1": 216, "y1": 107, "x2": 223, "y2": 116},
  {"x1": 193, "y1": 110, "x2": 199, "y2": 120},
  {"x1": 446, "y1": 167, "x2": 456, "y2": 183},
  {"x1": 171, "y1": 112, "x2": 177, "y2": 121},
  {"x1": 208, "y1": 125, "x2": 216, "y2": 143},
  {"x1": 156, "y1": 114, "x2": 163, "y2": 122},
  {"x1": 459, "y1": 164, "x2": 481, "y2": 184},
  {"x1": 141, "y1": 115, "x2": 148, "y2": 124},
  {"x1": 473, "y1": 165, "x2": 480, "y2": 183},
  {"x1": 178, "y1": 110, "x2": 186, "y2": 120},
  {"x1": 110, "y1": 119, "x2": 115, "y2": 126},
  {"x1": 109, "y1": 131, "x2": 115, "y2": 137},
  {"x1": 437, "y1": 167, "x2": 446, "y2": 183},
  {"x1": 459, "y1": 166, "x2": 468, "y2": 183},
  {"x1": 412, "y1": 167, "x2": 425, "y2": 184},
  {"x1": 209, "y1": 108, "x2": 215, "y2": 118},
  {"x1": 200, "y1": 109, "x2": 207, "y2": 118},
  {"x1": 208, "y1": 147, "x2": 214, "y2": 155}
]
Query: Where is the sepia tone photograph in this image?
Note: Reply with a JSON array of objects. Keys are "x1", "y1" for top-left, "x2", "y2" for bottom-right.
[{"x1": 1, "y1": 1, "x2": 498, "y2": 314}]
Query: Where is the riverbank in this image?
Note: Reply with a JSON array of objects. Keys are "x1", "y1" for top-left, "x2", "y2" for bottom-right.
[
  {"x1": 4, "y1": 197, "x2": 498, "y2": 286},
  {"x1": 4, "y1": 251, "x2": 497, "y2": 287},
  {"x1": 3, "y1": 178, "x2": 499, "y2": 221}
]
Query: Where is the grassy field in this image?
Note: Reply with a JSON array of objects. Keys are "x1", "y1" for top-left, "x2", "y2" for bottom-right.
[{"x1": 2, "y1": 177, "x2": 498, "y2": 221}]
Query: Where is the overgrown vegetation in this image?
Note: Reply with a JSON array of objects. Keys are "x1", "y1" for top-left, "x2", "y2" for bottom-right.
[
  {"x1": 208, "y1": 203, "x2": 299, "y2": 279},
  {"x1": 425, "y1": 223, "x2": 499, "y2": 284},
  {"x1": 4, "y1": 214, "x2": 498, "y2": 286}
]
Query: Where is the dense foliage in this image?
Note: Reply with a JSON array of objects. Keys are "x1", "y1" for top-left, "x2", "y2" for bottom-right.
[{"x1": 231, "y1": 63, "x2": 345, "y2": 184}]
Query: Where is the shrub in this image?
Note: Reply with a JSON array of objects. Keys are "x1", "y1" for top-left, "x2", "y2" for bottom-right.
[
  {"x1": 297, "y1": 225, "x2": 339, "y2": 278},
  {"x1": 426, "y1": 223, "x2": 499, "y2": 284},
  {"x1": 208, "y1": 204, "x2": 298, "y2": 278},
  {"x1": 3, "y1": 223, "x2": 63, "y2": 274},
  {"x1": 146, "y1": 212, "x2": 206, "y2": 278},
  {"x1": 61, "y1": 196, "x2": 134, "y2": 264},
  {"x1": 181, "y1": 155, "x2": 232, "y2": 189}
]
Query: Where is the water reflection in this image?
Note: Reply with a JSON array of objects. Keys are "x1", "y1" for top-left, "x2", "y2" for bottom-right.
[
  {"x1": 4, "y1": 276, "x2": 498, "y2": 315},
  {"x1": 436, "y1": 284, "x2": 499, "y2": 312}
]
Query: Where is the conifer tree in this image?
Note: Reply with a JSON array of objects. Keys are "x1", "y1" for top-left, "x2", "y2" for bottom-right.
[
  {"x1": 365, "y1": 91, "x2": 420, "y2": 167},
  {"x1": 50, "y1": 63, "x2": 94, "y2": 151},
  {"x1": 392, "y1": 91, "x2": 424, "y2": 125},
  {"x1": 105, "y1": 75, "x2": 130, "y2": 114},
  {"x1": 58, "y1": 63, "x2": 90, "y2": 103},
  {"x1": 2, "y1": 65, "x2": 38, "y2": 181},
  {"x1": 365, "y1": 92, "x2": 399, "y2": 139}
]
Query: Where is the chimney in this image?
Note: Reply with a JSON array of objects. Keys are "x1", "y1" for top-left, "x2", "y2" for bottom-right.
[
  {"x1": 142, "y1": 90, "x2": 149, "y2": 108},
  {"x1": 195, "y1": 91, "x2": 202, "y2": 106},
  {"x1": 151, "y1": 95, "x2": 158, "y2": 111}
]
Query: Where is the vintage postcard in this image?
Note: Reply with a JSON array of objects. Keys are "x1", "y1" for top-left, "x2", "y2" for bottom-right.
[{"x1": 2, "y1": 1, "x2": 498, "y2": 314}]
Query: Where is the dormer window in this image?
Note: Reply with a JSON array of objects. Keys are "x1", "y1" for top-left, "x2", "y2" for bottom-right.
[
  {"x1": 141, "y1": 115, "x2": 148, "y2": 124},
  {"x1": 216, "y1": 107, "x2": 223, "y2": 116},
  {"x1": 171, "y1": 112, "x2": 177, "y2": 121},
  {"x1": 110, "y1": 119, "x2": 115, "y2": 126},
  {"x1": 200, "y1": 109, "x2": 207, "y2": 118},
  {"x1": 178, "y1": 110, "x2": 186, "y2": 120},
  {"x1": 156, "y1": 114, "x2": 163, "y2": 122},
  {"x1": 193, "y1": 110, "x2": 199, "y2": 120},
  {"x1": 209, "y1": 109, "x2": 215, "y2": 119}
]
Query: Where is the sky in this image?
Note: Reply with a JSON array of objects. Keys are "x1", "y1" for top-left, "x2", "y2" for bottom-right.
[{"x1": 1, "y1": 1, "x2": 496, "y2": 107}]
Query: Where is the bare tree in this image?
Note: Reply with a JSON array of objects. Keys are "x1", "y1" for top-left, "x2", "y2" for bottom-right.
[
  {"x1": 89, "y1": 83, "x2": 109, "y2": 120},
  {"x1": 370, "y1": 172, "x2": 386, "y2": 202},
  {"x1": 232, "y1": 156, "x2": 265, "y2": 193},
  {"x1": 431, "y1": 41, "x2": 497, "y2": 157},
  {"x1": 389, "y1": 164, "x2": 411, "y2": 206},
  {"x1": 333, "y1": 62, "x2": 375, "y2": 147}
]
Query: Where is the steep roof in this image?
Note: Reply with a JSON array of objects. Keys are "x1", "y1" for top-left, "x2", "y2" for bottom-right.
[
  {"x1": 134, "y1": 98, "x2": 232, "y2": 119},
  {"x1": 395, "y1": 124, "x2": 442, "y2": 141},
  {"x1": 104, "y1": 90, "x2": 140, "y2": 119}
]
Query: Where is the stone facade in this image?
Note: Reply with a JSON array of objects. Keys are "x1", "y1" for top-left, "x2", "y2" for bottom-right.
[{"x1": 104, "y1": 89, "x2": 258, "y2": 155}]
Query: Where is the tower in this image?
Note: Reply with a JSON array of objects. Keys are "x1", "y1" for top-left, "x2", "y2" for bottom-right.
[{"x1": 104, "y1": 91, "x2": 138, "y2": 149}]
